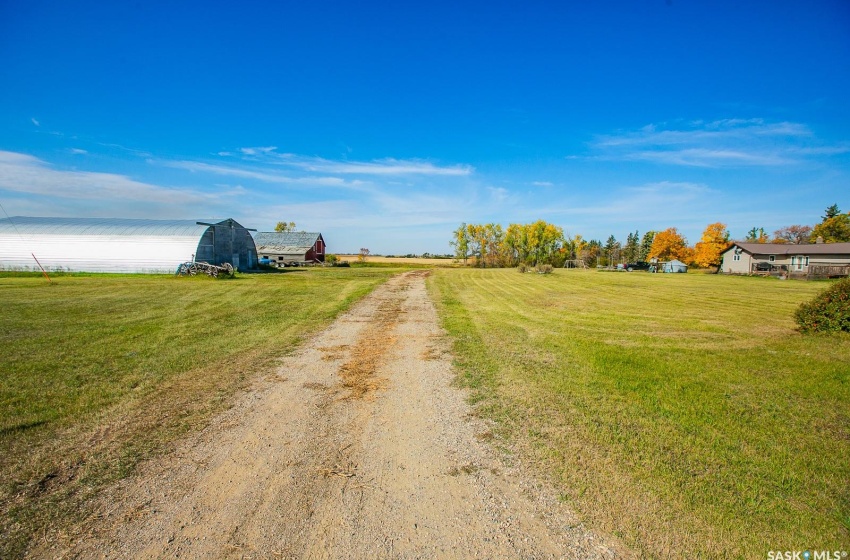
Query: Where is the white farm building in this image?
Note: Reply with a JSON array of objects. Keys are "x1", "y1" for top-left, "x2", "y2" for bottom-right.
[{"x1": 0, "y1": 217, "x2": 258, "y2": 273}]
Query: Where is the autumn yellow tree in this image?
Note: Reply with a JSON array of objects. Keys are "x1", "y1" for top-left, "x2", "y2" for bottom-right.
[
  {"x1": 464, "y1": 223, "x2": 505, "y2": 267},
  {"x1": 648, "y1": 227, "x2": 691, "y2": 262},
  {"x1": 810, "y1": 209, "x2": 850, "y2": 243},
  {"x1": 502, "y1": 223, "x2": 529, "y2": 266},
  {"x1": 692, "y1": 222, "x2": 731, "y2": 268},
  {"x1": 450, "y1": 223, "x2": 471, "y2": 263},
  {"x1": 453, "y1": 220, "x2": 564, "y2": 267},
  {"x1": 526, "y1": 220, "x2": 564, "y2": 266}
]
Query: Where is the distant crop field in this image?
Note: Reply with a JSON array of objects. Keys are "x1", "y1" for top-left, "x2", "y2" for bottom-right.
[
  {"x1": 337, "y1": 254, "x2": 461, "y2": 266},
  {"x1": 430, "y1": 268, "x2": 849, "y2": 559},
  {"x1": 0, "y1": 268, "x2": 399, "y2": 558}
]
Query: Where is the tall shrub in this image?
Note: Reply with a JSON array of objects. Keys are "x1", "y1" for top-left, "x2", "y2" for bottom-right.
[{"x1": 794, "y1": 278, "x2": 850, "y2": 333}]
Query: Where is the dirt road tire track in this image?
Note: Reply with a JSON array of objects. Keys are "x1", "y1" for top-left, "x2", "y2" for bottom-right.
[{"x1": 36, "y1": 271, "x2": 620, "y2": 559}]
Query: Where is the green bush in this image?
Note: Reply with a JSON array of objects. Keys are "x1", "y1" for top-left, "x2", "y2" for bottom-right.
[
  {"x1": 517, "y1": 263, "x2": 529, "y2": 273},
  {"x1": 536, "y1": 264, "x2": 553, "y2": 274},
  {"x1": 795, "y1": 277, "x2": 850, "y2": 333}
]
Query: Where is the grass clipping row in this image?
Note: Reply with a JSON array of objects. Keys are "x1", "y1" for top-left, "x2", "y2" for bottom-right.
[{"x1": 337, "y1": 296, "x2": 402, "y2": 398}]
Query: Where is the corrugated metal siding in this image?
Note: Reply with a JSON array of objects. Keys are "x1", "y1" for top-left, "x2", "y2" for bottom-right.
[
  {"x1": 0, "y1": 217, "x2": 222, "y2": 273},
  {"x1": 1, "y1": 217, "x2": 212, "y2": 237}
]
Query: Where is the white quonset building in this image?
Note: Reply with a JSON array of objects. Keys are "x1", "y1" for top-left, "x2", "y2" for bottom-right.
[{"x1": 0, "y1": 217, "x2": 258, "y2": 273}]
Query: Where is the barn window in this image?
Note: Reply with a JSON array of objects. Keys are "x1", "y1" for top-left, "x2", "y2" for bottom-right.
[{"x1": 768, "y1": 255, "x2": 775, "y2": 262}]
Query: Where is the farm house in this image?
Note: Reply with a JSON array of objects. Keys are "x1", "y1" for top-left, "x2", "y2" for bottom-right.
[
  {"x1": 720, "y1": 241, "x2": 850, "y2": 277},
  {"x1": 253, "y1": 231, "x2": 326, "y2": 265},
  {"x1": 0, "y1": 216, "x2": 258, "y2": 273}
]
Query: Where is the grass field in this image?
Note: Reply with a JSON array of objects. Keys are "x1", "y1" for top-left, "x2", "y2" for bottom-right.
[
  {"x1": 0, "y1": 268, "x2": 398, "y2": 558},
  {"x1": 430, "y1": 268, "x2": 849, "y2": 558},
  {"x1": 3, "y1": 266, "x2": 848, "y2": 558}
]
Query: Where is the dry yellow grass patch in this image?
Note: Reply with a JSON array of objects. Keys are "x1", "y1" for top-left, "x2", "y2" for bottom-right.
[
  {"x1": 337, "y1": 255, "x2": 461, "y2": 266},
  {"x1": 337, "y1": 299, "x2": 401, "y2": 398}
]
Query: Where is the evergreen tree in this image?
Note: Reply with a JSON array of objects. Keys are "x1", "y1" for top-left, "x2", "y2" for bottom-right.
[
  {"x1": 746, "y1": 227, "x2": 768, "y2": 243},
  {"x1": 639, "y1": 231, "x2": 656, "y2": 261},
  {"x1": 823, "y1": 204, "x2": 841, "y2": 220},
  {"x1": 604, "y1": 235, "x2": 621, "y2": 266},
  {"x1": 623, "y1": 230, "x2": 639, "y2": 263}
]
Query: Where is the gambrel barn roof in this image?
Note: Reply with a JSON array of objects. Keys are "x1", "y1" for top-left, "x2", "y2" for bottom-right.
[{"x1": 253, "y1": 232, "x2": 322, "y2": 252}]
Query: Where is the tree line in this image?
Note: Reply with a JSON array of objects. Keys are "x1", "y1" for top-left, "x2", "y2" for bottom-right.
[{"x1": 451, "y1": 204, "x2": 849, "y2": 269}]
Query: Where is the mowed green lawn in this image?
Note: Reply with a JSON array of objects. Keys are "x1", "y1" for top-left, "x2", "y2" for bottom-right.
[
  {"x1": 430, "y1": 268, "x2": 849, "y2": 559},
  {"x1": 0, "y1": 268, "x2": 397, "y2": 558}
]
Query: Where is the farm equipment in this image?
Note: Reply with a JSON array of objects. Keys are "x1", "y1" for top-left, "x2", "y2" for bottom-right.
[{"x1": 176, "y1": 261, "x2": 235, "y2": 278}]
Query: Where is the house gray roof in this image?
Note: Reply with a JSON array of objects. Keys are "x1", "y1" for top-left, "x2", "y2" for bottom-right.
[
  {"x1": 253, "y1": 231, "x2": 322, "y2": 252},
  {"x1": 723, "y1": 242, "x2": 850, "y2": 256}
]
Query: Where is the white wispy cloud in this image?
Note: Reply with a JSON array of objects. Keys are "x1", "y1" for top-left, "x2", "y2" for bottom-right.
[
  {"x1": 627, "y1": 148, "x2": 789, "y2": 167},
  {"x1": 227, "y1": 148, "x2": 474, "y2": 177},
  {"x1": 283, "y1": 157, "x2": 473, "y2": 176},
  {"x1": 240, "y1": 146, "x2": 278, "y2": 156},
  {"x1": 521, "y1": 180, "x2": 724, "y2": 243},
  {"x1": 164, "y1": 160, "x2": 369, "y2": 189},
  {"x1": 588, "y1": 119, "x2": 837, "y2": 167},
  {"x1": 0, "y1": 151, "x2": 237, "y2": 208},
  {"x1": 531, "y1": 181, "x2": 554, "y2": 187},
  {"x1": 70, "y1": 148, "x2": 88, "y2": 155},
  {"x1": 31, "y1": 118, "x2": 40, "y2": 127},
  {"x1": 487, "y1": 186, "x2": 511, "y2": 203}
]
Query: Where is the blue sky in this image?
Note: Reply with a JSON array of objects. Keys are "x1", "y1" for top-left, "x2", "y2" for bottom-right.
[{"x1": 1, "y1": 0, "x2": 848, "y2": 254}]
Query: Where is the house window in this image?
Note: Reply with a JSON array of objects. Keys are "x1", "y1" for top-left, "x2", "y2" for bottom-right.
[
  {"x1": 733, "y1": 254, "x2": 741, "y2": 261},
  {"x1": 805, "y1": 256, "x2": 809, "y2": 266},
  {"x1": 768, "y1": 255, "x2": 775, "y2": 262}
]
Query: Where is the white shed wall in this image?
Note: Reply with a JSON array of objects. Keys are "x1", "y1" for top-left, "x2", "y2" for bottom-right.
[
  {"x1": 0, "y1": 234, "x2": 204, "y2": 273},
  {"x1": 0, "y1": 217, "x2": 226, "y2": 273}
]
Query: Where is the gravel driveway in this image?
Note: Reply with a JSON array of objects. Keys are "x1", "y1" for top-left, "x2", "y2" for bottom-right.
[{"x1": 38, "y1": 271, "x2": 621, "y2": 559}]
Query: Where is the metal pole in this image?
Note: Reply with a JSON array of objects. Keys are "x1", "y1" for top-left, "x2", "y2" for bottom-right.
[{"x1": 31, "y1": 253, "x2": 52, "y2": 283}]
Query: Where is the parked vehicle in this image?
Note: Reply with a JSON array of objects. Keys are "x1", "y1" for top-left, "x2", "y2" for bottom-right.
[
  {"x1": 625, "y1": 261, "x2": 651, "y2": 271},
  {"x1": 754, "y1": 262, "x2": 787, "y2": 272}
]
